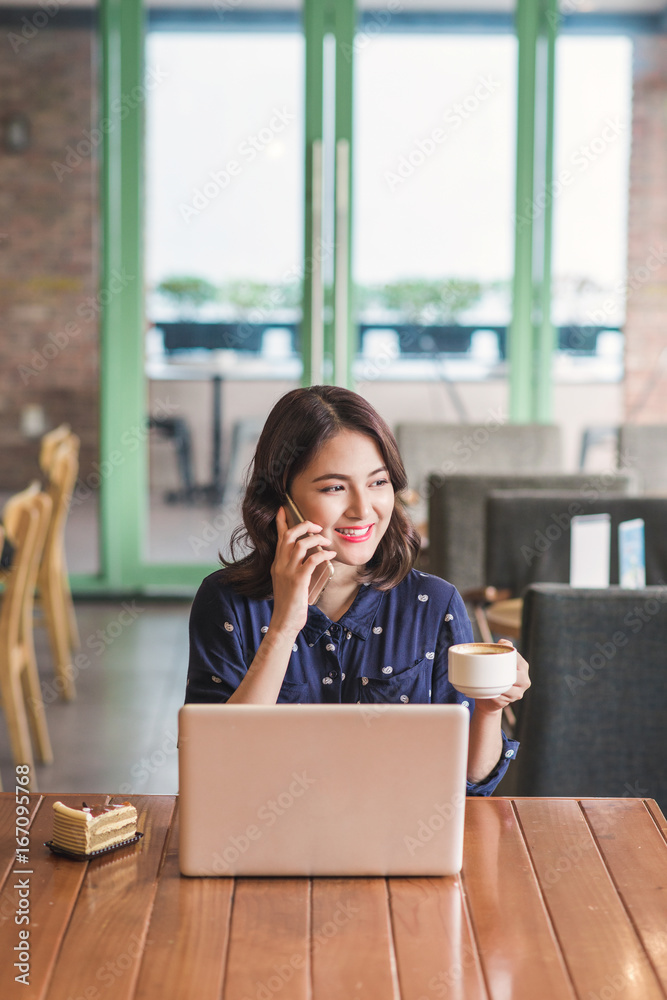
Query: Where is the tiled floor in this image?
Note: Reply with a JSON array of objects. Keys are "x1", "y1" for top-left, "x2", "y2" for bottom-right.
[{"x1": 0, "y1": 599, "x2": 191, "y2": 795}]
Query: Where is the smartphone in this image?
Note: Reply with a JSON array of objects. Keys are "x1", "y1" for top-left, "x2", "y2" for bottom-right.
[{"x1": 284, "y1": 493, "x2": 335, "y2": 604}]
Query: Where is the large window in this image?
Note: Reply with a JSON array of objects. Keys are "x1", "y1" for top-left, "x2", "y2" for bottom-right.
[
  {"x1": 354, "y1": 32, "x2": 517, "y2": 400},
  {"x1": 552, "y1": 35, "x2": 632, "y2": 381},
  {"x1": 144, "y1": 28, "x2": 304, "y2": 564}
]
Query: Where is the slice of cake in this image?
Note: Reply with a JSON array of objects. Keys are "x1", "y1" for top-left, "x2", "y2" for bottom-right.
[{"x1": 52, "y1": 800, "x2": 138, "y2": 854}]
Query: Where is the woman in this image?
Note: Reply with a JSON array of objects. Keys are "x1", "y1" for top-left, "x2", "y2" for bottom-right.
[{"x1": 186, "y1": 385, "x2": 530, "y2": 795}]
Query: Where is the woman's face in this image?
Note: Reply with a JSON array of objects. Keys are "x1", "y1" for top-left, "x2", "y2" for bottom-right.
[{"x1": 288, "y1": 429, "x2": 395, "y2": 570}]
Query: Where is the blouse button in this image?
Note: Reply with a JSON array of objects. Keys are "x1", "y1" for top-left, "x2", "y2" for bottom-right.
[
  {"x1": 330, "y1": 623, "x2": 341, "y2": 636},
  {"x1": 346, "y1": 631, "x2": 352, "y2": 640},
  {"x1": 329, "y1": 670, "x2": 338, "y2": 679},
  {"x1": 322, "y1": 677, "x2": 333, "y2": 685},
  {"x1": 462, "y1": 700, "x2": 469, "y2": 708},
  {"x1": 326, "y1": 643, "x2": 336, "y2": 652},
  {"x1": 400, "y1": 695, "x2": 409, "y2": 703},
  {"x1": 341, "y1": 672, "x2": 346, "y2": 681},
  {"x1": 361, "y1": 677, "x2": 369, "y2": 686},
  {"x1": 211, "y1": 675, "x2": 222, "y2": 684},
  {"x1": 382, "y1": 666, "x2": 393, "y2": 675},
  {"x1": 505, "y1": 749, "x2": 514, "y2": 758}
]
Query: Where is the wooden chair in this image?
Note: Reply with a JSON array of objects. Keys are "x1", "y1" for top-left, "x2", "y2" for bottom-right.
[
  {"x1": 39, "y1": 422, "x2": 73, "y2": 479},
  {"x1": 0, "y1": 485, "x2": 54, "y2": 789},
  {"x1": 37, "y1": 434, "x2": 80, "y2": 700}
]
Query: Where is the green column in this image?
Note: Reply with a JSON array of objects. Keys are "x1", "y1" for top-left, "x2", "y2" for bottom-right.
[
  {"x1": 509, "y1": 0, "x2": 557, "y2": 422},
  {"x1": 333, "y1": 0, "x2": 355, "y2": 389},
  {"x1": 302, "y1": 0, "x2": 326, "y2": 386},
  {"x1": 99, "y1": 0, "x2": 146, "y2": 589},
  {"x1": 302, "y1": 0, "x2": 356, "y2": 389}
]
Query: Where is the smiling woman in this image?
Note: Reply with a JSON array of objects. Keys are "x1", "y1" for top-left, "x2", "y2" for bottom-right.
[
  {"x1": 185, "y1": 385, "x2": 530, "y2": 795},
  {"x1": 221, "y1": 385, "x2": 419, "y2": 599}
]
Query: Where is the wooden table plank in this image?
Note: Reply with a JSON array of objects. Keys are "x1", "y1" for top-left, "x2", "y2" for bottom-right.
[
  {"x1": 0, "y1": 795, "x2": 97, "y2": 1000},
  {"x1": 514, "y1": 798, "x2": 665, "y2": 1000},
  {"x1": 1, "y1": 794, "x2": 665, "y2": 1000},
  {"x1": 389, "y1": 877, "x2": 488, "y2": 1000},
  {"x1": 581, "y1": 798, "x2": 667, "y2": 995},
  {"x1": 223, "y1": 878, "x2": 309, "y2": 1000},
  {"x1": 462, "y1": 798, "x2": 576, "y2": 1000},
  {"x1": 311, "y1": 878, "x2": 398, "y2": 1000},
  {"x1": 133, "y1": 802, "x2": 234, "y2": 1000},
  {"x1": 43, "y1": 795, "x2": 175, "y2": 1000}
]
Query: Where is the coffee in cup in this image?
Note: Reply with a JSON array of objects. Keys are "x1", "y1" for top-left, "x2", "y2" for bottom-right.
[{"x1": 448, "y1": 642, "x2": 517, "y2": 698}]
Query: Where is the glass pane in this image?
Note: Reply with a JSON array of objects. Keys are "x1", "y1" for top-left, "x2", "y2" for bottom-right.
[
  {"x1": 353, "y1": 29, "x2": 517, "y2": 520},
  {"x1": 0, "y1": 3, "x2": 100, "y2": 575},
  {"x1": 553, "y1": 36, "x2": 631, "y2": 367},
  {"x1": 144, "y1": 23, "x2": 304, "y2": 565},
  {"x1": 552, "y1": 35, "x2": 632, "y2": 467}
]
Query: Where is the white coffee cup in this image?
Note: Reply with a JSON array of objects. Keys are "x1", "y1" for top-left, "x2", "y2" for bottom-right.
[{"x1": 448, "y1": 642, "x2": 517, "y2": 698}]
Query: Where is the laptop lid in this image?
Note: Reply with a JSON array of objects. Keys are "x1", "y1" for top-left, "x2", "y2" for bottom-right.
[{"x1": 178, "y1": 703, "x2": 469, "y2": 877}]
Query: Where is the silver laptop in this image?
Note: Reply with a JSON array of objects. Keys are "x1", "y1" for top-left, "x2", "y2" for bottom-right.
[{"x1": 178, "y1": 703, "x2": 469, "y2": 877}]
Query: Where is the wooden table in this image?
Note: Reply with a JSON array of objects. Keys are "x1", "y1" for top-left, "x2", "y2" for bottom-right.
[{"x1": 2, "y1": 794, "x2": 667, "y2": 1000}]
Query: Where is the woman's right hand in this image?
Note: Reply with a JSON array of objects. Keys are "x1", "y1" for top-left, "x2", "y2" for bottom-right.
[{"x1": 270, "y1": 506, "x2": 335, "y2": 636}]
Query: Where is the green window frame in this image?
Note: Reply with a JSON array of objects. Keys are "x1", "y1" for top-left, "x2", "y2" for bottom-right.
[{"x1": 79, "y1": 0, "x2": 556, "y2": 594}]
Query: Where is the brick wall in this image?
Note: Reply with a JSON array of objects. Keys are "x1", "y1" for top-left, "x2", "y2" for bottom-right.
[
  {"x1": 624, "y1": 36, "x2": 667, "y2": 422},
  {"x1": 0, "y1": 24, "x2": 99, "y2": 490}
]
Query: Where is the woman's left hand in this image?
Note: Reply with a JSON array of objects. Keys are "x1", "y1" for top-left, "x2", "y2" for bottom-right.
[{"x1": 473, "y1": 638, "x2": 531, "y2": 715}]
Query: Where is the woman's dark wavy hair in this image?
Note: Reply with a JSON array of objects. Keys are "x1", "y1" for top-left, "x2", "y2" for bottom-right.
[{"x1": 219, "y1": 385, "x2": 421, "y2": 597}]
